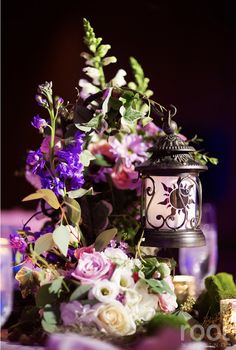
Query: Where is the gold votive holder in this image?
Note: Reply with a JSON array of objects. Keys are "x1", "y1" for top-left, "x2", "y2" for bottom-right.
[
  {"x1": 220, "y1": 299, "x2": 236, "y2": 341},
  {"x1": 173, "y1": 275, "x2": 196, "y2": 305}
]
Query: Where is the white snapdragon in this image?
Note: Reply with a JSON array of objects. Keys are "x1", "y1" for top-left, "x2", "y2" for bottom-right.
[
  {"x1": 78, "y1": 79, "x2": 99, "y2": 100},
  {"x1": 83, "y1": 67, "x2": 100, "y2": 85},
  {"x1": 111, "y1": 69, "x2": 127, "y2": 87}
]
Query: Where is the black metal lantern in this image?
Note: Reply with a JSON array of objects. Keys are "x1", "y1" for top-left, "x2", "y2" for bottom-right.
[{"x1": 135, "y1": 106, "x2": 208, "y2": 248}]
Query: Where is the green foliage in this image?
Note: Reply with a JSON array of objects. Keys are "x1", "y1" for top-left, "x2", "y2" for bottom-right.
[
  {"x1": 146, "y1": 313, "x2": 189, "y2": 333},
  {"x1": 193, "y1": 151, "x2": 219, "y2": 166},
  {"x1": 34, "y1": 233, "x2": 54, "y2": 255},
  {"x1": 35, "y1": 284, "x2": 58, "y2": 308},
  {"x1": 67, "y1": 187, "x2": 93, "y2": 199},
  {"x1": 94, "y1": 228, "x2": 118, "y2": 251},
  {"x1": 70, "y1": 284, "x2": 92, "y2": 301},
  {"x1": 143, "y1": 278, "x2": 174, "y2": 295},
  {"x1": 64, "y1": 196, "x2": 81, "y2": 226},
  {"x1": 195, "y1": 272, "x2": 236, "y2": 319},
  {"x1": 52, "y1": 225, "x2": 70, "y2": 256},
  {"x1": 41, "y1": 304, "x2": 58, "y2": 333},
  {"x1": 22, "y1": 189, "x2": 60, "y2": 209},
  {"x1": 48, "y1": 277, "x2": 64, "y2": 295},
  {"x1": 80, "y1": 149, "x2": 96, "y2": 167}
]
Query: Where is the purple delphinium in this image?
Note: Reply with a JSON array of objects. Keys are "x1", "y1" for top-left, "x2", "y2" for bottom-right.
[
  {"x1": 26, "y1": 149, "x2": 46, "y2": 174},
  {"x1": 56, "y1": 131, "x2": 85, "y2": 192},
  {"x1": 41, "y1": 176, "x2": 65, "y2": 196},
  {"x1": 35, "y1": 94, "x2": 49, "y2": 108},
  {"x1": 31, "y1": 115, "x2": 47, "y2": 129},
  {"x1": 10, "y1": 232, "x2": 27, "y2": 254}
]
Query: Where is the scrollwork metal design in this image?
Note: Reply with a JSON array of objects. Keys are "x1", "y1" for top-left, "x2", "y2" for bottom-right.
[{"x1": 144, "y1": 175, "x2": 202, "y2": 231}]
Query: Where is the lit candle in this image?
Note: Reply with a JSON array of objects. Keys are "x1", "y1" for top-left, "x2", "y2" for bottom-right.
[
  {"x1": 220, "y1": 299, "x2": 236, "y2": 340},
  {"x1": 0, "y1": 237, "x2": 13, "y2": 327},
  {"x1": 145, "y1": 175, "x2": 197, "y2": 230},
  {"x1": 173, "y1": 275, "x2": 196, "y2": 304}
]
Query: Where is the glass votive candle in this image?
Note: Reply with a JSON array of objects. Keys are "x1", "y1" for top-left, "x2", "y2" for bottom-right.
[
  {"x1": 173, "y1": 275, "x2": 196, "y2": 305},
  {"x1": 0, "y1": 237, "x2": 13, "y2": 328},
  {"x1": 220, "y1": 299, "x2": 236, "y2": 340}
]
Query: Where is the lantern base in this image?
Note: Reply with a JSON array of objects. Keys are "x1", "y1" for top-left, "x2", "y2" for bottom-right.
[{"x1": 142, "y1": 229, "x2": 206, "y2": 248}]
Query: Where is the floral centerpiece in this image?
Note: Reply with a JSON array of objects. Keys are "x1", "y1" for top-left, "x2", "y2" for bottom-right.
[{"x1": 7, "y1": 19, "x2": 219, "y2": 347}]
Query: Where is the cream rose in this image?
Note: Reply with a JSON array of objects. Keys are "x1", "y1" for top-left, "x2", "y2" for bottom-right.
[{"x1": 94, "y1": 301, "x2": 136, "y2": 336}]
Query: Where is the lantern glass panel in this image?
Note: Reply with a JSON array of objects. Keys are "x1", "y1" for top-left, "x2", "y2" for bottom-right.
[{"x1": 144, "y1": 175, "x2": 200, "y2": 231}]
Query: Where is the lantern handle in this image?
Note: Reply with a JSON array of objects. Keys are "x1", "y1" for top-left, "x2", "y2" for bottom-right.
[{"x1": 162, "y1": 104, "x2": 178, "y2": 135}]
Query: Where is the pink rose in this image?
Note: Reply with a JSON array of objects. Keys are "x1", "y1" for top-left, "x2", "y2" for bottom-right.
[
  {"x1": 40, "y1": 136, "x2": 62, "y2": 154},
  {"x1": 111, "y1": 164, "x2": 139, "y2": 190},
  {"x1": 74, "y1": 246, "x2": 94, "y2": 259},
  {"x1": 158, "y1": 276, "x2": 177, "y2": 313},
  {"x1": 71, "y1": 251, "x2": 112, "y2": 284},
  {"x1": 88, "y1": 140, "x2": 115, "y2": 160}
]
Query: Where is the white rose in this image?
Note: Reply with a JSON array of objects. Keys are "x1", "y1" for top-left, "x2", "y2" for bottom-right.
[
  {"x1": 94, "y1": 301, "x2": 136, "y2": 336},
  {"x1": 125, "y1": 280, "x2": 158, "y2": 322},
  {"x1": 90, "y1": 280, "x2": 119, "y2": 303},
  {"x1": 104, "y1": 247, "x2": 128, "y2": 265},
  {"x1": 111, "y1": 267, "x2": 135, "y2": 290}
]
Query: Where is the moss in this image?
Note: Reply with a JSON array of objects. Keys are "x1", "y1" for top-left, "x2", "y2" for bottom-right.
[
  {"x1": 195, "y1": 273, "x2": 236, "y2": 320},
  {"x1": 147, "y1": 313, "x2": 188, "y2": 333}
]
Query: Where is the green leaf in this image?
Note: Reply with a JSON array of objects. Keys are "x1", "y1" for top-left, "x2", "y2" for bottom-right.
[
  {"x1": 36, "y1": 284, "x2": 58, "y2": 308},
  {"x1": 209, "y1": 157, "x2": 219, "y2": 165},
  {"x1": 122, "y1": 106, "x2": 144, "y2": 123},
  {"x1": 42, "y1": 304, "x2": 57, "y2": 333},
  {"x1": 64, "y1": 196, "x2": 81, "y2": 225},
  {"x1": 76, "y1": 113, "x2": 103, "y2": 133},
  {"x1": 69, "y1": 284, "x2": 92, "y2": 301},
  {"x1": 48, "y1": 277, "x2": 64, "y2": 295},
  {"x1": 80, "y1": 149, "x2": 96, "y2": 167},
  {"x1": 22, "y1": 189, "x2": 60, "y2": 209},
  {"x1": 94, "y1": 228, "x2": 117, "y2": 251},
  {"x1": 67, "y1": 187, "x2": 94, "y2": 199},
  {"x1": 102, "y1": 88, "x2": 113, "y2": 114},
  {"x1": 143, "y1": 278, "x2": 174, "y2": 295},
  {"x1": 52, "y1": 225, "x2": 70, "y2": 256},
  {"x1": 142, "y1": 116, "x2": 153, "y2": 126},
  {"x1": 34, "y1": 233, "x2": 54, "y2": 255}
]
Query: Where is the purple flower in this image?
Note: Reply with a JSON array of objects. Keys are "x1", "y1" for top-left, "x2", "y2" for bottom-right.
[
  {"x1": 54, "y1": 96, "x2": 64, "y2": 109},
  {"x1": 41, "y1": 176, "x2": 64, "y2": 196},
  {"x1": 109, "y1": 134, "x2": 149, "y2": 167},
  {"x1": 31, "y1": 115, "x2": 47, "y2": 129},
  {"x1": 35, "y1": 94, "x2": 49, "y2": 108},
  {"x1": 90, "y1": 167, "x2": 112, "y2": 183},
  {"x1": 60, "y1": 301, "x2": 83, "y2": 326},
  {"x1": 26, "y1": 149, "x2": 45, "y2": 174},
  {"x1": 10, "y1": 232, "x2": 27, "y2": 253}
]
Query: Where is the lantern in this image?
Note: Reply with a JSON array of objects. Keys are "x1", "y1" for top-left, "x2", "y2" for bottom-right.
[{"x1": 135, "y1": 106, "x2": 207, "y2": 248}]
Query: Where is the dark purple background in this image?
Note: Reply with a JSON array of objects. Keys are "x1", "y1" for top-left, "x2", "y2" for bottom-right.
[{"x1": 2, "y1": 0, "x2": 236, "y2": 275}]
